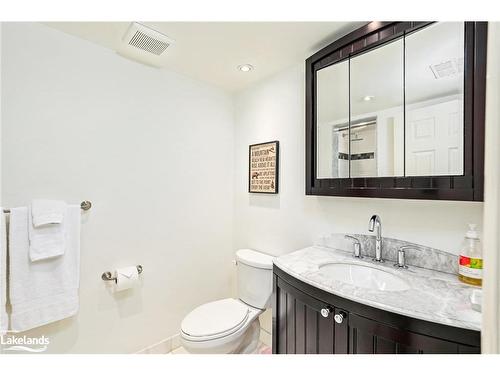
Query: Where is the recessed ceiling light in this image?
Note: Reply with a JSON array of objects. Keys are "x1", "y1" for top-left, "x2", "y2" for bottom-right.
[
  {"x1": 362, "y1": 95, "x2": 375, "y2": 102},
  {"x1": 237, "y1": 64, "x2": 254, "y2": 72}
]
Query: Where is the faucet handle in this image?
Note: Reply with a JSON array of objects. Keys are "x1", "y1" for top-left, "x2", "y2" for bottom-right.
[
  {"x1": 345, "y1": 235, "x2": 362, "y2": 258},
  {"x1": 394, "y1": 245, "x2": 420, "y2": 269}
]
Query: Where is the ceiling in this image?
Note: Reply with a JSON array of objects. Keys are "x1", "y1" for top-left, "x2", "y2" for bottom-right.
[{"x1": 44, "y1": 22, "x2": 365, "y2": 92}]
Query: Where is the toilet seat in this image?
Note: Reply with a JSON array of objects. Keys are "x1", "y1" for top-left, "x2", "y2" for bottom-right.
[{"x1": 181, "y1": 298, "x2": 250, "y2": 342}]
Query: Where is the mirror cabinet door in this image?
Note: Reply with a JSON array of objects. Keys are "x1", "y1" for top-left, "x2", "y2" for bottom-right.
[
  {"x1": 405, "y1": 22, "x2": 465, "y2": 177},
  {"x1": 316, "y1": 60, "x2": 349, "y2": 179},
  {"x1": 349, "y1": 38, "x2": 404, "y2": 177}
]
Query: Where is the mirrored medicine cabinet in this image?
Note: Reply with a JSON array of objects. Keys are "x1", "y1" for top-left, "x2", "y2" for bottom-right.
[{"x1": 306, "y1": 22, "x2": 487, "y2": 200}]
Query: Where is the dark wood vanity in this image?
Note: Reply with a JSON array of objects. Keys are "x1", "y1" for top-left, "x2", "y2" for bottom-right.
[{"x1": 273, "y1": 266, "x2": 481, "y2": 354}]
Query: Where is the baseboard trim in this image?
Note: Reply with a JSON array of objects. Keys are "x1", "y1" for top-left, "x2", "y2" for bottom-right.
[{"x1": 135, "y1": 333, "x2": 181, "y2": 354}]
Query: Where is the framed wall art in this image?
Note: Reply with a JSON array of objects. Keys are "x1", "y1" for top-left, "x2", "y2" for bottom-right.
[{"x1": 249, "y1": 141, "x2": 279, "y2": 194}]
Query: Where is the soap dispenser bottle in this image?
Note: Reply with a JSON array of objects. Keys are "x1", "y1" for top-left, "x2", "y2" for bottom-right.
[{"x1": 458, "y1": 224, "x2": 483, "y2": 286}]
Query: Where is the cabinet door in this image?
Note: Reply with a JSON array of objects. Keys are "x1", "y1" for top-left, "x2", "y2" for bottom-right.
[
  {"x1": 348, "y1": 313, "x2": 460, "y2": 354},
  {"x1": 275, "y1": 278, "x2": 348, "y2": 354}
]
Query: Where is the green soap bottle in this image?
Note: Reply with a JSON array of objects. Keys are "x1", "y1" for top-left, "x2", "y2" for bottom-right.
[{"x1": 458, "y1": 224, "x2": 483, "y2": 287}]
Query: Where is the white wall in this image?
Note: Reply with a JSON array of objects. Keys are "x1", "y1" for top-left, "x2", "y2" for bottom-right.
[
  {"x1": 234, "y1": 63, "x2": 483, "y2": 258},
  {"x1": 1, "y1": 23, "x2": 235, "y2": 353},
  {"x1": 482, "y1": 21, "x2": 500, "y2": 354}
]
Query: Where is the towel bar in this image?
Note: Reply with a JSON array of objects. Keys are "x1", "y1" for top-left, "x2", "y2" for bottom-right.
[
  {"x1": 102, "y1": 265, "x2": 143, "y2": 282},
  {"x1": 2, "y1": 200, "x2": 92, "y2": 214}
]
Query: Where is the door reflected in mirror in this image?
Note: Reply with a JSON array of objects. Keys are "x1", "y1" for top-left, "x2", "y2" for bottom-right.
[{"x1": 405, "y1": 22, "x2": 465, "y2": 176}]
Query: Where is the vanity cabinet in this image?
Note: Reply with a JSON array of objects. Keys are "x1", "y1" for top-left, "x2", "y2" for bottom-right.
[{"x1": 273, "y1": 266, "x2": 481, "y2": 354}]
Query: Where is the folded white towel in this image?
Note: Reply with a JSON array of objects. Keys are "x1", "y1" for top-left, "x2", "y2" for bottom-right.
[
  {"x1": 28, "y1": 206, "x2": 66, "y2": 262},
  {"x1": 9, "y1": 206, "x2": 81, "y2": 333},
  {"x1": 0, "y1": 209, "x2": 7, "y2": 335},
  {"x1": 31, "y1": 199, "x2": 67, "y2": 228}
]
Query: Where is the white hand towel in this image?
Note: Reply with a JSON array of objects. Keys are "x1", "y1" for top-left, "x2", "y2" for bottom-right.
[
  {"x1": 31, "y1": 199, "x2": 67, "y2": 227},
  {"x1": 0, "y1": 210, "x2": 7, "y2": 336},
  {"x1": 28, "y1": 206, "x2": 66, "y2": 262},
  {"x1": 9, "y1": 206, "x2": 80, "y2": 333}
]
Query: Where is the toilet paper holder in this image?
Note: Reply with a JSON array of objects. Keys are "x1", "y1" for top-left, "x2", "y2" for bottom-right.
[{"x1": 101, "y1": 265, "x2": 143, "y2": 282}]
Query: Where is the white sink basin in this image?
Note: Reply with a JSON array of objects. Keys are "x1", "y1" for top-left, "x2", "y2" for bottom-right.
[{"x1": 317, "y1": 262, "x2": 410, "y2": 292}]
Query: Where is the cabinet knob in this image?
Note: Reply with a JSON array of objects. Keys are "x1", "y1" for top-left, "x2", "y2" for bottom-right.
[
  {"x1": 334, "y1": 312, "x2": 347, "y2": 324},
  {"x1": 320, "y1": 307, "x2": 333, "y2": 318}
]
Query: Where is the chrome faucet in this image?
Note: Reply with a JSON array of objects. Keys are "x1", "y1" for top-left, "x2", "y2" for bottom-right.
[{"x1": 368, "y1": 215, "x2": 383, "y2": 262}]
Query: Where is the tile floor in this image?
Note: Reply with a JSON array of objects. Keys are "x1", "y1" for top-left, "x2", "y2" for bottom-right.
[
  {"x1": 255, "y1": 342, "x2": 272, "y2": 354},
  {"x1": 140, "y1": 328, "x2": 272, "y2": 354},
  {"x1": 170, "y1": 327, "x2": 272, "y2": 354},
  {"x1": 170, "y1": 342, "x2": 271, "y2": 354}
]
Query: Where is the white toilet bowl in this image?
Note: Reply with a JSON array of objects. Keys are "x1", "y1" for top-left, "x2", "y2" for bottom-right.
[
  {"x1": 180, "y1": 249, "x2": 274, "y2": 354},
  {"x1": 180, "y1": 298, "x2": 262, "y2": 354}
]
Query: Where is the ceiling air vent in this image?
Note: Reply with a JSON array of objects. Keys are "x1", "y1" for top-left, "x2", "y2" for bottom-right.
[
  {"x1": 429, "y1": 58, "x2": 464, "y2": 79},
  {"x1": 117, "y1": 22, "x2": 174, "y2": 67}
]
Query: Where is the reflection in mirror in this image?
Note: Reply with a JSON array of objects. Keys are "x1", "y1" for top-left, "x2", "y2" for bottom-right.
[
  {"x1": 405, "y1": 22, "x2": 464, "y2": 176},
  {"x1": 350, "y1": 38, "x2": 404, "y2": 178},
  {"x1": 316, "y1": 60, "x2": 349, "y2": 179}
]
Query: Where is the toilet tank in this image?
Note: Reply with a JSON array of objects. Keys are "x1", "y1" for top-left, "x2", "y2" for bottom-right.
[{"x1": 236, "y1": 249, "x2": 274, "y2": 309}]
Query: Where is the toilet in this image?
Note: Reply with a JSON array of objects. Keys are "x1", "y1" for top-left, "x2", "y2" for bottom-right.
[{"x1": 180, "y1": 249, "x2": 274, "y2": 354}]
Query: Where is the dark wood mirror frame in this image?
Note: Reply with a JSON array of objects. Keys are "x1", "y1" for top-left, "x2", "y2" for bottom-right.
[{"x1": 305, "y1": 22, "x2": 487, "y2": 201}]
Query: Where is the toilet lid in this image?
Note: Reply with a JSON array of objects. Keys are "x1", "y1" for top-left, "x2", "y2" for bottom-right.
[{"x1": 181, "y1": 298, "x2": 249, "y2": 339}]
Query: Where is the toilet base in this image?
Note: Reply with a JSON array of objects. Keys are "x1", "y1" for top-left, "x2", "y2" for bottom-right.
[{"x1": 233, "y1": 319, "x2": 260, "y2": 354}]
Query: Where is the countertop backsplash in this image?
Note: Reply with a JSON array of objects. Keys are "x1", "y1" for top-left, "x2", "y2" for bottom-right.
[{"x1": 315, "y1": 233, "x2": 458, "y2": 275}]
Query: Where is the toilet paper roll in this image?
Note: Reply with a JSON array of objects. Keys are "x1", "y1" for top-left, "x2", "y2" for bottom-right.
[{"x1": 114, "y1": 266, "x2": 139, "y2": 292}]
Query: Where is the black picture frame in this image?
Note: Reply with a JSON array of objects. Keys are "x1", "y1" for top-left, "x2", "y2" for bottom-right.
[
  {"x1": 249, "y1": 141, "x2": 280, "y2": 194},
  {"x1": 305, "y1": 22, "x2": 487, "y2": 201}
]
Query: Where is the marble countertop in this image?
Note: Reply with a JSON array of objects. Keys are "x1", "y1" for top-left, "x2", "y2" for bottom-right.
[{"x1": 274, "y1": 246, "x2": 481, "y2": 331}]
